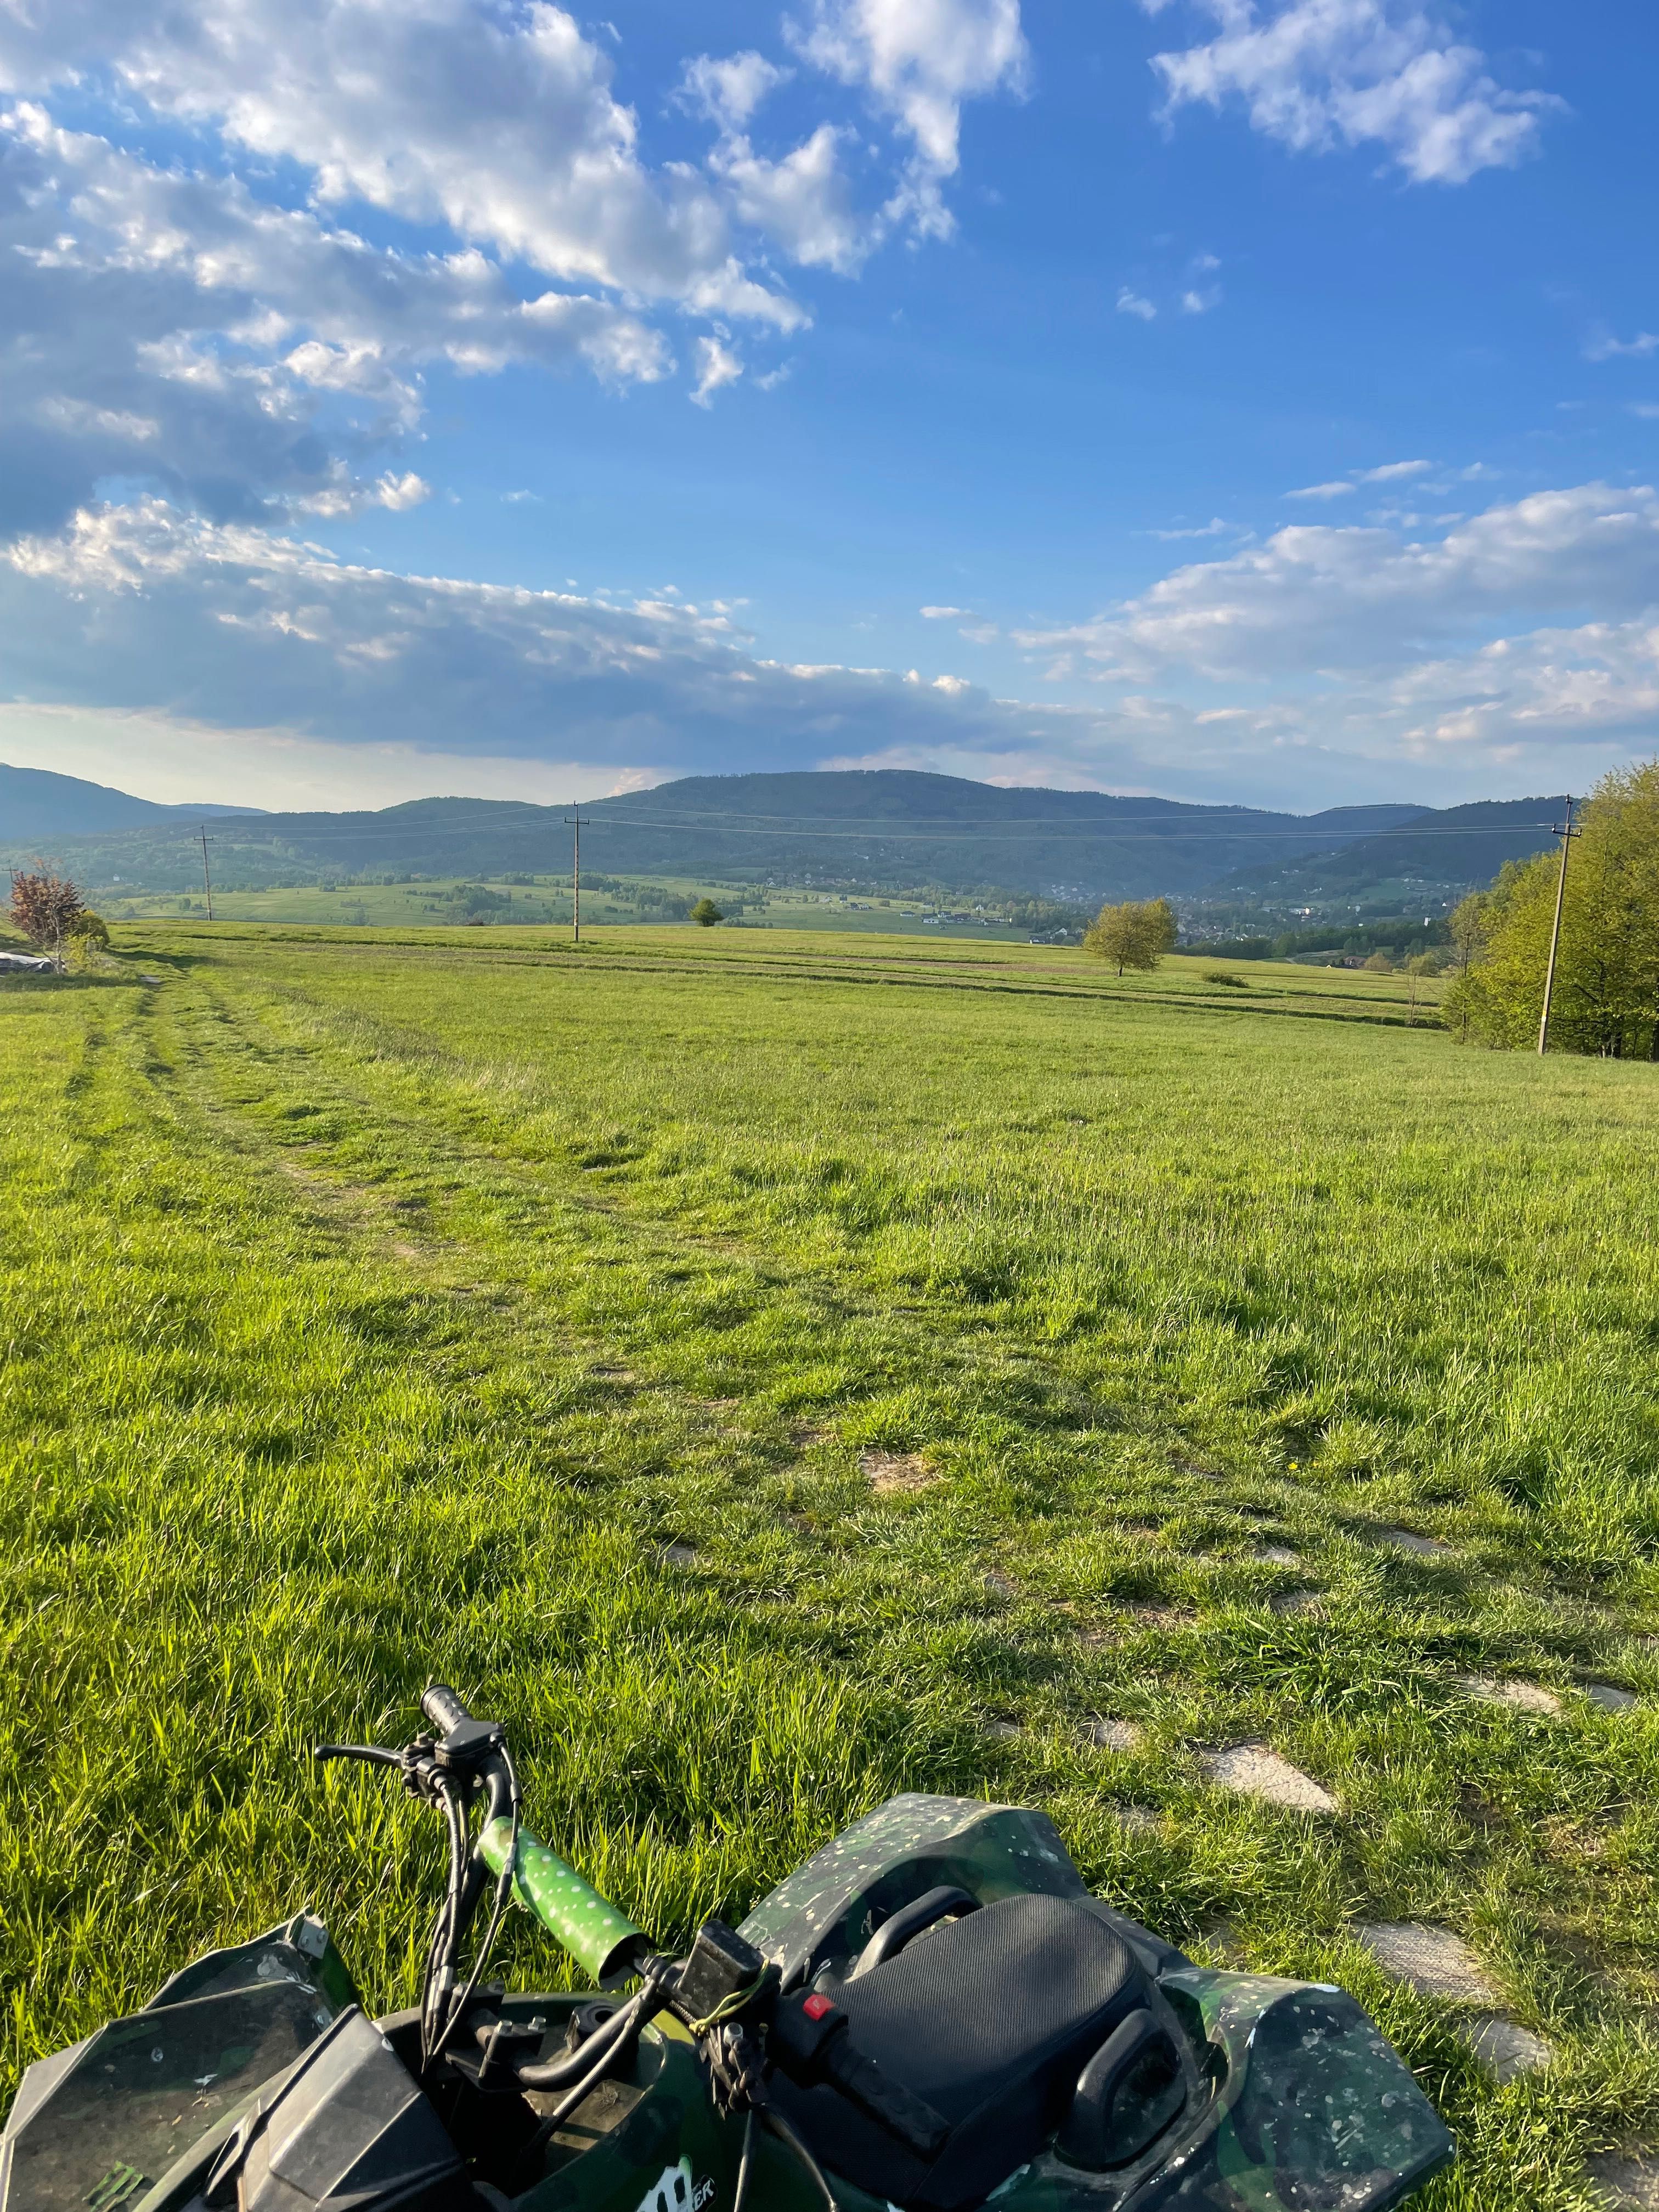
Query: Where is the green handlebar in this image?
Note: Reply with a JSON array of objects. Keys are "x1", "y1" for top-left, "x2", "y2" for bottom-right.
[{"x1": 480, "y1": 1818, "x2": 648, "y2": 1986}]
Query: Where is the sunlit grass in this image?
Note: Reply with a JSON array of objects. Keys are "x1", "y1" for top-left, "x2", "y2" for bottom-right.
[{"x1": 2, "y1": 926, "x2": 1656, "y2": 2208}]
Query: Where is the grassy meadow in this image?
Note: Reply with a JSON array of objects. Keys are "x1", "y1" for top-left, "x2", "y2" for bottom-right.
[
  {"x1": 3, "y1": 923, "x2": 1658, "y2": 2207},
  {"x1": 98, "y1": 875, "x2": 1032, "y2": 939}
]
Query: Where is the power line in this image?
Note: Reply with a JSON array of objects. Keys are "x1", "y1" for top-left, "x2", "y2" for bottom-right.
[{"x1": 127, "y1": 811, "x2": 1564, "y2": 851}]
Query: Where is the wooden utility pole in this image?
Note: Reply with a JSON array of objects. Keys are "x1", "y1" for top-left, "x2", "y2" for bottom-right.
[
  {"x1": 1537, "y1": 796, "x2": 1579, "y2": 1056},
  {"x1": 198, "y1": 826, "x2": 216, "y2": 921},
  {"x1": 563, "y1": 812, "x2": 591, "y2": 944}
]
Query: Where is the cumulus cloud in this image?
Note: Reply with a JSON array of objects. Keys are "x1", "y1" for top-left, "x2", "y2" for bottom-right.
[
  {"x1": 920, "y1": 605, "x2": 967, "y2": 618},
  {"x1": 1117, "y1": 287, "x2": 1158, "y2": 320},
  {"x1": 0, "y1": 0, "x2": 805, "y2": 325},
  {"x1": 0, "y1": 0, "x2": 1028, "y2": 486},
  {"x1": 679, "y1": 50, "x2": 793, "y2": 129},
  {"x1": 1147, "y1": 0, "x2": 1564, "y2": 185},
  {"x1": 796, "y1": 0, "x2": 1029, "y2": 239},
  {"x1": 0, "y1": 100, "x2": 676, "y2": 536},
  {"x1": 1019, "y1": 482, "x2": 1659, "y2": 684},
  {"x1": 707, "y1": 122, "x2": 868, "y2": 275},
  {"x1": 1286, "y1": 480, "x2": 1355, "y2": 500}
]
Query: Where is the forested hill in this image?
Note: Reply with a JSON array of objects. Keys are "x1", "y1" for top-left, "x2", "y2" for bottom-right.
[
  {"x1": 0, "y1": 761, "x2": 259, "y2": 839},
  {"x1": 7, "y1": 767, "x2": 1429, "y2": 901},
  {"x1": 1212, "y1": 795, "x2": 1570, "y2": 904}
]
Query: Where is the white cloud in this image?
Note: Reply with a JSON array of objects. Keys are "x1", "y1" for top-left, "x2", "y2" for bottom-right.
[
  {"x1": 796, "y1": 0, "x2": 1029, "y2": 239},
  {"x1": 920, "y1": 604, "x2": 967, "y2": 618},
  {"x1": 373, "y1": 471, "x2": 431, "y2": 511},
  {"x1": 2, "y1": 0, "x2": 800, "y2": 325},
  {"x1": 1584, "y1": 327, "x2": 1659, "y2": 363},
  {"x1": 1116, "y1": 286, "x2": 1158, "y2": 321},
  {"x1": 1150, "y1": 517, "x2": 1231, "y2": 538},
  {"x1": 0, "y1": 0, "x2": 1028, "y2": 475},
  {"x1": 1019, "y1": 481, "x2": 1659, "y2": 685},
  {"x1": 690, "y1": 333, "x2": 744, "y2": 407},
  {"x1": 1358, "y1": 458, "x2": 1432, "y2": 481},
  {"x1": 1148, "y1": 0, "x2": 1564, "y2": 186},
  {"x1": 0, "y1": 101, "x2": 670, "y2": 535},
  {"x1": 1285, "y1": 479, "x2": 1355, "y2": 499},
  {"x1": 679, "y1": 51, "x2": 792, "y2": 129},
  {"x1": 1180, "y1": 285, "x2": 1220, "y2": 313},
  {"x1": 708, "y1": 122, "x2": 868, "y2": 274}
]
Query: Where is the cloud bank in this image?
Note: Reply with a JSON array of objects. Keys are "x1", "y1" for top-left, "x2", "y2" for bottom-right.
[{"x1": 4, "y1": 481, "x2": 1657, "y2": 810}]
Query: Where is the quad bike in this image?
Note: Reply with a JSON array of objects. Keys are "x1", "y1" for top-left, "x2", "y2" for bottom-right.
[{"x1": 0, "y1": 1688, "x2": 1452, "y2": 2212}]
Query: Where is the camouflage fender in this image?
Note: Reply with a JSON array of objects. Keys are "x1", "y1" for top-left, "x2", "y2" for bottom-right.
[{"x1": 737, "y1": 1795, "x2": 1087, "y2": 1984}]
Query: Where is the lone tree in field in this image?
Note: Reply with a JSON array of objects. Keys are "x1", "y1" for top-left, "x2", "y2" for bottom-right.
[
  {"x1": 1443, "y1": 760, "x2": 1659, "y2": 1056},
  {"x1": 8, "y1": 868, "x2": 84, "y2": 965},
  {"x1": 688, "y1": 896, "x2": 724, "y2": 927},
  {"x1": 1083, "y1": 896, "x2": 1177, "y2": 976}
]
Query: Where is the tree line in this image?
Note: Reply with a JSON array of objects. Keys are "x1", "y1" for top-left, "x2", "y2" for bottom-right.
[{"x1": 1445, "y1": 762, "x2": 1659, "y2": 1058}]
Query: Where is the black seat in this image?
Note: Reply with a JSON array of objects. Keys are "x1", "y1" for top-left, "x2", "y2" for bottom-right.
[{"x1": 770, "y1": 1894, "x2": 1147, "y2": 2210}]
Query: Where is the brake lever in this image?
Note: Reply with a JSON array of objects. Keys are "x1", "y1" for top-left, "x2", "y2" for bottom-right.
[{"x1": 313, "y1": 1743, "x2": 404, "y2": 1768}]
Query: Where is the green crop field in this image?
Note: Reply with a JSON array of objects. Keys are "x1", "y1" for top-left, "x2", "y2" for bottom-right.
[
  {"x1": 3, "y1": 924, "x2": 1657, "y2": 2207},
  {"x1": 98, "y1": 876, "x2": 1034, "y2": 939}
]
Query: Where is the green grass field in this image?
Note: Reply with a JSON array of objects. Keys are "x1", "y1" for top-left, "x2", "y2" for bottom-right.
[
  {"x1": 3, "y1": 924, "x2": 1657, "y2": 2207},
  {"x1": 99, "y1": 876, "x2": 1036, "y2": 939}
]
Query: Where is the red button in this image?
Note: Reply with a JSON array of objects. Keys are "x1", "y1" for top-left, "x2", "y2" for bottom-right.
[{"x1": 803, "y1": 1994, "x2": 834, "y2": 2021}]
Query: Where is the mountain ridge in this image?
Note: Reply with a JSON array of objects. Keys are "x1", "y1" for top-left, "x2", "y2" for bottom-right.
[{"x1": 2, "y1": 765, "x2": 1432, "y2": 902}]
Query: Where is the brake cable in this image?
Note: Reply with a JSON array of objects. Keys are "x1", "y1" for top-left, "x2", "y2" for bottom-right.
[{"x1": 426, "y1": 1744, "x2": 522, "y2": 2069}]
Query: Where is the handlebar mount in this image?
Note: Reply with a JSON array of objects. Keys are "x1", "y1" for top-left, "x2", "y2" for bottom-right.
[{"x1": 313, "y1": 1685, "x2": 947, "y2": 2181}]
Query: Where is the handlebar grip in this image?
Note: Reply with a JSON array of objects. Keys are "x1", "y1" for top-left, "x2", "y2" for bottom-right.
[
  {"x1": 820, "y1": 2038, "x2": 948, "y2": 2163},
  {"x1": 422, "y1": 1684, "x2": 473, "y2": 1735},
  {"x1": 770, "y1": 1995, "x2": 948, "y2": 2163},
  {"x1": 479, "y1": 1818, "x2": 649, "y2": 1988}
]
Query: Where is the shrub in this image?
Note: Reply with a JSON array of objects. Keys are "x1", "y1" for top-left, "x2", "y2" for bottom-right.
[{"x1": 8, "y1": 868, "x2": 83, "y2": 960}]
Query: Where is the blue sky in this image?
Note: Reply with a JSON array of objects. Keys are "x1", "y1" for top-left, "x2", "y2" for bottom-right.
[{"x1": 2, "y1": 0, "x2": 1657, "y2": 812}]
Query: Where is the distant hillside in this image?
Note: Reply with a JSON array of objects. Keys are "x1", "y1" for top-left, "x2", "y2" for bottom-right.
[
  {"x1": 1, "y1": 761, "x2": 261, "y2": 841},
  {"x1": 1213, "y1": 795, "x2": 1568, "y2": 905},
  {"x1": 7, "y1": 769, "x2": 1428, "y2": 902}
]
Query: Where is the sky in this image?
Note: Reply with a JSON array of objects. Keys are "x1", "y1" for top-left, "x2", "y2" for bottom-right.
[{"x1": 2, "y1": 0, "x2": 1658, "y2": 815}]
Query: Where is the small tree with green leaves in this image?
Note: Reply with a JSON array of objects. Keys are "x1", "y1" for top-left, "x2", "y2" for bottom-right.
[
  {"x1": 1082, "y1": 896, "x2": 1177, "y2": 977},
  {"x1": 689, "y1": 896, "x2": 724, "y2": 927}
]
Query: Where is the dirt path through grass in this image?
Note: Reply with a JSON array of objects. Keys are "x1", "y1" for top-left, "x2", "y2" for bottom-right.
[{"x1": 4, "y1": 936, "x2": 1658, "y2": 2207}]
